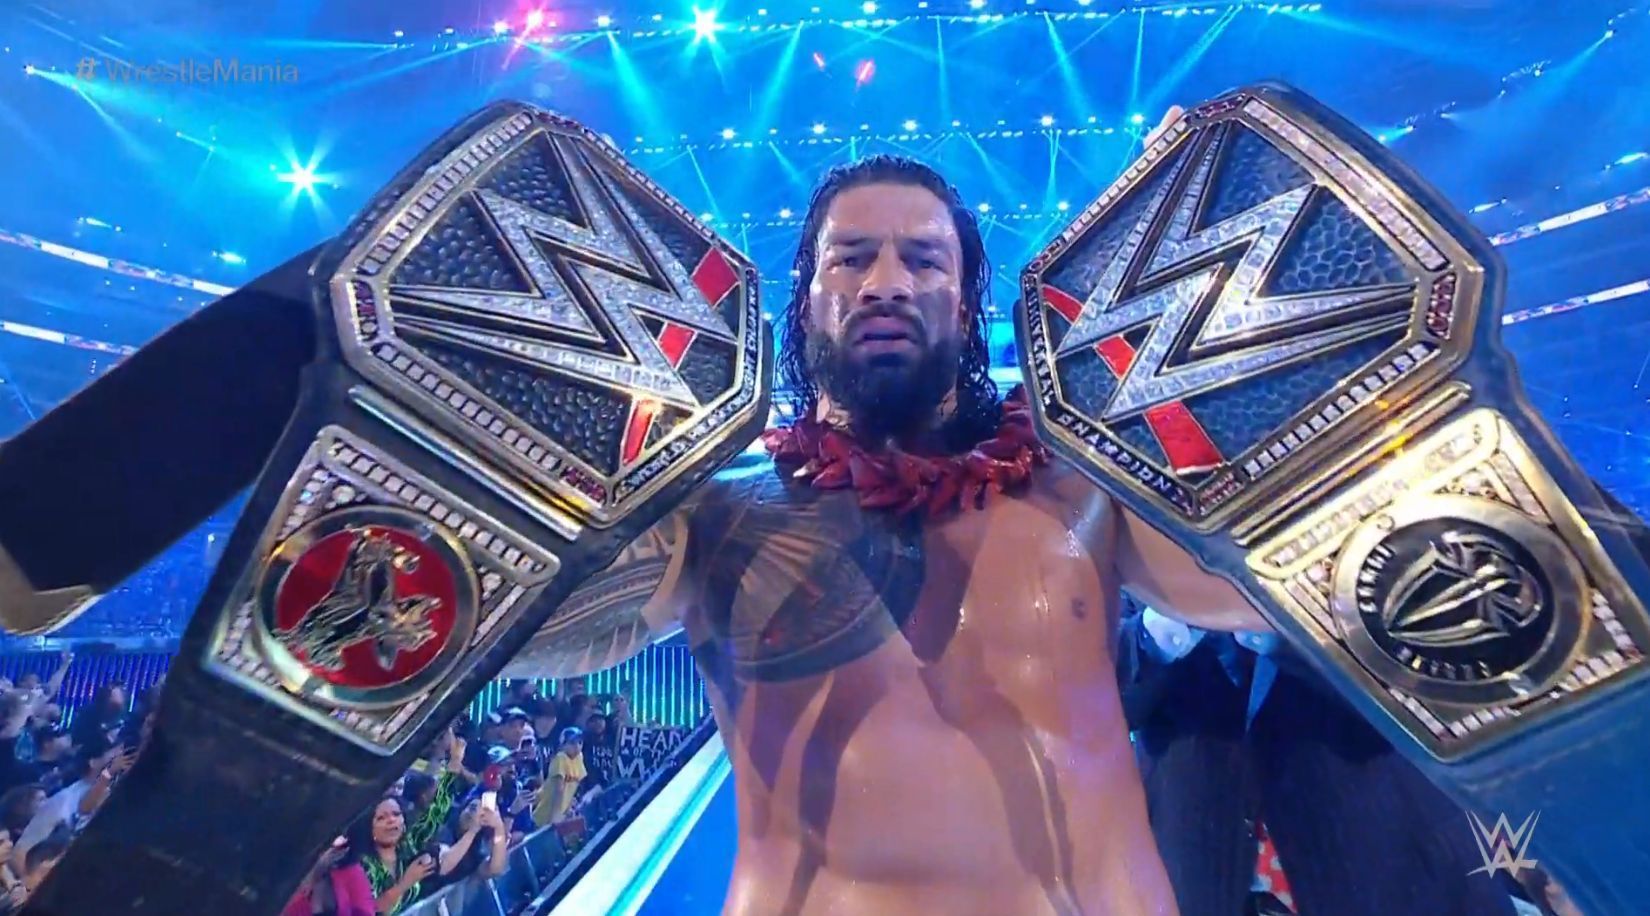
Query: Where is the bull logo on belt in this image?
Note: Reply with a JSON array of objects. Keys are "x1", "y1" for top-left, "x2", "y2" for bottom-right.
[{"x1": 275, "y1": 529, "x2": 444, "y2": 672}]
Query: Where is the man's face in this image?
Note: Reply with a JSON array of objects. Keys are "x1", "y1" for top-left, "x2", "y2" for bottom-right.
[
  {"x1": 501, "y1": 719, "x2": 528, "y2": 748},
  {"x1": 806, "y1": 182, "x2": 965, "y2": 439}
]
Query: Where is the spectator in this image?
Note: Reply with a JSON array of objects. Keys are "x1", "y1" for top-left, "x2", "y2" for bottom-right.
[
  {"x1": 18, "y1": 831, "x2": 68, "y2": 901},
  {"x1": 1117, "y1": 606, "x2": 1517, "y2": 916},
  {"x1": 607, "y1": 693, "x2": 634, "y2": 732},
  {"x1": 527, "y1": 697, "x2": 559, "y2": 746},
  {"x1": 13, "y1": 654, "x2": 71, "y2": 715},
  {"x1": 425, "y1": 799, "x2": 509, "y2": 892},
  {"x1": 498, "y1": 708, "x2": 532, "y2": 750},
  {"x1": 9, "y1": 729, "x2": 71, "y2": 794},
  {"x1": 27, "y1": 703, "x2": 62, "y2": 731},
  {"x1": 0, "y1": 787, "x2": 44, "y2": 844},
  {"x1": 559, "y1": 695, "x2": 593, "y2": 736},
  {"x1": 470, "y1": 751, "x2": 539, "y2": 843},
  {"x1": 511, "y1": 722, "x2": 544, "y2": 780},
  {"x1": 69, "y1": 683, "x2": 126, "y2": 751},
  {"x1": 10, "y1": 733, "x2": 128, "y2": 870},
  {"x1": 401, "y1": 773, "x2": 438, "y2": 823},
  {"x1": 535, "y1": 728, "x2": 590, "y2": 827},
  {"x1": 0, "y1": 695, "x2": 33, "y2": 790},
  {"x1": 282, "y1": 839, "x2": 374, "y2": 916},
  {"x1": 497, "y1": 679, "x2": 538, "y2": 713},
  {"x1": 461, "y1": 711, "x2": 511, "y2": 774},
  {"x1": 349, "y1": 799, "x2": 437, "y2": 915},
  {"x1": 0, "y1": 833, "x2": 25, "y2": 912},
  {"x1": 582, "y1": 714, "x2": 618, "y2": 789}
]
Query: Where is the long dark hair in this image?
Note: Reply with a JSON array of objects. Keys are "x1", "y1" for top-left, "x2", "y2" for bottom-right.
[
  {"x1": 346, "y1": 796, "x2": 406, "y2": 861},
  {"x1": 776, "y1": 154, "x2": 1000, "y2": 450}
]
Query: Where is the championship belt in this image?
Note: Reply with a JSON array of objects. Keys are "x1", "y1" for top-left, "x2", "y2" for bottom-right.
[
  {"x1": 0, "y1": 102, "x2": 769, "y2": 915},
  {"x1": 1017, "y1": 83, "x2": 1650, "y2": 913}
]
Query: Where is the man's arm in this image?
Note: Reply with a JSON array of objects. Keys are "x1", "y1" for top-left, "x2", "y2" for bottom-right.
[
  {"x1": 502, "y1": 507, "x2": 698, "y2": 679},
  {"x1": 38, "y1": 651, "x2": 71, "y2": 702},
  {"x1": 1114, "y1": 503, "x2": 1271, "y2": 632}
]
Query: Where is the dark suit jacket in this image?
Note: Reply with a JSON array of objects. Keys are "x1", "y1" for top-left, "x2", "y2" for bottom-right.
[{"x1": 1117, "y1": 614, "x2": 1517, "y2": 916}]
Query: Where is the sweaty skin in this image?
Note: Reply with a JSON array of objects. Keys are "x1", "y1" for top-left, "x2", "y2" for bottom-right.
[{"x1": 507, "y1": 126, "x2": 1265, "y2": 915}]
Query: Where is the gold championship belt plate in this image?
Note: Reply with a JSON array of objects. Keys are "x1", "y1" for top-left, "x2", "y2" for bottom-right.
[{"x1": 1017, "y1": 83, "x2": 1650, "y2": 913}]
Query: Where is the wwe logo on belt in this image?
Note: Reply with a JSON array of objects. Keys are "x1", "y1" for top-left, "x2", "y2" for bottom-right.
[
  {"x1": 1045, "y1": 122, "x2": 1412, "y2": 474},
  {"x1": 275, "y1": 530, "x2": 443, "y2": 672},
  {"x1": 1468, "y1": 811, "x2": 1540, "y2": 879}
]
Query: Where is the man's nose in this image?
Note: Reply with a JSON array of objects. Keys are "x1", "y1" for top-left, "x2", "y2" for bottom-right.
[{"x1": 858, "y1": 248, "x2": 913, "y2": 306}]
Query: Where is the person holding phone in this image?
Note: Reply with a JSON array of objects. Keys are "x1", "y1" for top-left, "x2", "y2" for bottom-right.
[{"x1": 424, "y1": 799, "x2": 508, "y2": 893}]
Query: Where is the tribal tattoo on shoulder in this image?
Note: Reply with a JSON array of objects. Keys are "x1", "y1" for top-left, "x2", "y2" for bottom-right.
[
  {"x1": 506, "y1": 508, "x2": 697, "y2": 679},
  {"x1": 693, "y1": 471, "x2": 927, "y2": 687},
  {"x1": 506, "y1": 465, "x2": 928, "y2": 693}
]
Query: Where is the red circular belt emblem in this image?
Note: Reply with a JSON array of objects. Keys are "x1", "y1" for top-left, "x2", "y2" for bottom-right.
[{"x1": 256, "y1": 506, "x2": 479, "y2": 706}]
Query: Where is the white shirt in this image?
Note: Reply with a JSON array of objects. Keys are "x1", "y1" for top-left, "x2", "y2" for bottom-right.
[
  {"x1": 1140, "y1": 607, "x2": 1279, "y2": 661},
  {"x1": 15, "y1": 778, "x2": 93, "y2": 862}
]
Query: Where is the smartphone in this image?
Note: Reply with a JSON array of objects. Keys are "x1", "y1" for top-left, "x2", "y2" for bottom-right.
[{"x1": 480, "y1": 791, "x2": 498, "y2": 812}]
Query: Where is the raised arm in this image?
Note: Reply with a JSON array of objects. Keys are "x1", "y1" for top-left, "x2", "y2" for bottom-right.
[
  {"x1": 502, "y1": 506, "x2": 698, "y2": 679},
  {"x1": 1114, "y1": 502, "x2": 1270, "y2": 633}
]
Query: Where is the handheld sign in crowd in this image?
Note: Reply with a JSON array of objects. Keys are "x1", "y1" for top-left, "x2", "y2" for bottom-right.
[{"x1": 614, "y1": 724, "x2": 687, "y2": 781}]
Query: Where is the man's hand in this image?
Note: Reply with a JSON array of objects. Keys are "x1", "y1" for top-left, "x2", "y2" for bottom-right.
[
  {"x1": 511, "y1": 789, "x2": 539, "y2": 816},
  {"x1": 109, "y1": 746, "x2": 139, "y2": 777},
  {"x1": 1143, "y1": 106, "x2": 1184, "y2": 148},
  {"x1": 477, "y1": 805, "x2": 506, "y2": 834}
]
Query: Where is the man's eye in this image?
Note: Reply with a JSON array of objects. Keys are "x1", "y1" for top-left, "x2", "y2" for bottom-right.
[
  {"x1": 839, "y1": 254, "x2": 867, "y2": 268},
  {"x1": 914, "y1": 258, "x2": 940, "y2": 270}
]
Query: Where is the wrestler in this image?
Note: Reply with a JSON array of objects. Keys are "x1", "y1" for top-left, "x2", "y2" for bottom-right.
[{"x1": 504, "y1": 127, "x2": 1271, "y2": 916}]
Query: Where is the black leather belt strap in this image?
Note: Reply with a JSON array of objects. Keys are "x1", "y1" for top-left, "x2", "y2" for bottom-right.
[{"x1": 1, "y1": 100, "x2": 770, "y2": 915}]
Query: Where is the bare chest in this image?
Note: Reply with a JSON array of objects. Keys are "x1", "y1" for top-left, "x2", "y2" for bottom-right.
[{"x1": 689, "y1": 468, "x2": 1122, "y2": 728}]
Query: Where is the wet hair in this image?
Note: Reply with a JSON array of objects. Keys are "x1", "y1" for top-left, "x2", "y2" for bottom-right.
[{"x1": 776, "y1": 154, "x2": 1000, "y2": 451}]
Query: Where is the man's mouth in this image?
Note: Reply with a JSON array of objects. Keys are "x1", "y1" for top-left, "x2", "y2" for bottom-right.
[{"x1": 851, "y1": 316, "x2": 919, "y2": 349}]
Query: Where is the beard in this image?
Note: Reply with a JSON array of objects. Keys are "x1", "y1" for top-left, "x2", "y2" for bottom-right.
[{"x1": 805, "y1": 331, "x2": 960, "y2": 444}]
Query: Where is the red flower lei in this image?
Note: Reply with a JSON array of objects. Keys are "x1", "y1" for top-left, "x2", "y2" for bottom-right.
[{"x1": 761, "y1": 385, "x2": 1050, "y2": 518}]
